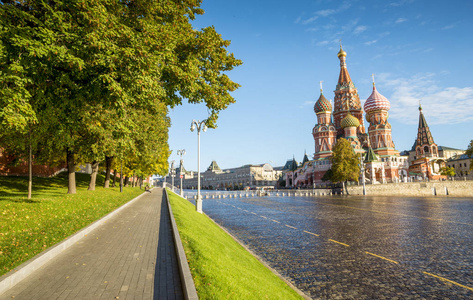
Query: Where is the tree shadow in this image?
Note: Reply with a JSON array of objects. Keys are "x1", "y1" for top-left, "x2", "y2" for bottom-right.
[{"x1": 0, "y1": 172, "x2": 106, "y2": 203}]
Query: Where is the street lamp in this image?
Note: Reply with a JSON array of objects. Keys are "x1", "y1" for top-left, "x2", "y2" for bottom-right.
[
  {"x1": 359, "y1": 153, "x2": 366, "y2": 195},
  {"x1": 177, "y1": 149, "x2": 186, "y2": 197},
  {"x1": 190, "y1": 119, "x2": 207, "y2": 213},
  {"x1": 170, "y1": 160, "x2": 175, "y2": 192}
]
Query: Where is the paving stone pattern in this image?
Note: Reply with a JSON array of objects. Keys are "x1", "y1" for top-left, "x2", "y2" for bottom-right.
[
  {"x1": 202, "y1": 195, "x2": 473, "y2": 299},
  {"x1": 1, "y1": 189, "x2": 183, "y2": 300}
]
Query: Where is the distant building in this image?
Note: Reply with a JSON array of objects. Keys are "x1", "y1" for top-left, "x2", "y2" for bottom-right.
[
  {"x1": 446, "y1": 154, "x2": 472, "y2": 180},
  {"x1": 168, "y1": 160, "x2": 282, "y2": 190}
]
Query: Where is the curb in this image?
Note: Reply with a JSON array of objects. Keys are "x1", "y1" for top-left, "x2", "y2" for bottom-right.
[
  {"x1": 0, "y1": 190, "x2": 149, "y2": 296},
  {"x1": 164, "y1": 188, "x2": 198, "y2": 300}
]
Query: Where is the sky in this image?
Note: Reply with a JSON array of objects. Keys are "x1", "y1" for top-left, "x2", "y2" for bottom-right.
[{"x1": 167, "y1": 0, "x2": 473, "y2": 172}]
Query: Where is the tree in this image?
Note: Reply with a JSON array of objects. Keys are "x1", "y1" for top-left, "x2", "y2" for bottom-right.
[
  {"x1": 321, "y1": 169, "x2": 333, "y2": 182},
  {"x1": 440, "y1": 166, "x2": 455, "y2": 180},
  {"x1": 466, "y1": 140, "x2": 473, "y2": 170},
  {"x1": 330, "y1": 139, "x2": 360, "y2": 195},
  {"x1": 1, "y1": 0, "x2": 241, "y2": 194}
]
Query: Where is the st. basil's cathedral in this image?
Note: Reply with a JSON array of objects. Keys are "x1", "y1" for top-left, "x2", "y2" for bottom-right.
[{"x1": 285, "y1": 46, "x2": 456, "y2": 188}]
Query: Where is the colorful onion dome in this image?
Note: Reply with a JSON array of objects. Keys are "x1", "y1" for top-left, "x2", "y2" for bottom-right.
[
  {"x1": 364, "y1": 86, "x2": 390, "y2": 113},
  {"x1": 341, "y1": 112, "x2": 360, "y2": 128},
  {"x1": 314, "y1": 93, "x2": 332, "y2": 113}
]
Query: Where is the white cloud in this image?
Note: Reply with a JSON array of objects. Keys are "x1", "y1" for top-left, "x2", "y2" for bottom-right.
[
  {"x1": 316, "y1": 9, "x2": 336, "y2": 17},
  {"x1": 316, "y1": 40, "x2": 330, "y2": 46},
  {"x1": 302, "y1": 15, "x2": 319, "y2": 25},
  {"x1": 389, "y1": 0, "x2": 415, "y2": 7},
  {"x1": 442, "y1": 23, "x2": 456, "y2": 30},
  {"x1": 354, "y1": 25, "x2": 368, "y2": 34},
  {"x1": 378, "y1": 73, "x2": 473, "y2": 125},
  {"x1": 365, "y1": 40, "x2": 378, "y2": 46},
  {"x1": 395, "y1": 18, "x2": 407, "y2": 24}
]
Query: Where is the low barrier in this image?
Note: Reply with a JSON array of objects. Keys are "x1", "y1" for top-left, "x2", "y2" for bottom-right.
[{"x1": 182, "y1": 189, "x2": 332, "y2": 199}]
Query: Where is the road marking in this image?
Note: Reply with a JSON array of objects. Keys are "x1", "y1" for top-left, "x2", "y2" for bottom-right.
[
  {"x1": 260, "y1": 216, "x2": 267, "y2": 219},
  {"x1": 272, "y1": 219, "x2": 280, "y2": 223},
  {"x1": 365, "y1": 252, "x2": 398, "y2": 264},
  {"x1": 303, "y1": 230, "x2": 320, "y2": 237},
  {"x1": 243, "y1": 210, "x2": 249, "y2": 212},
  {"x1": 423, "y1": 271, "x2": 473, "y2": 292},
  {"x1": 329, "y1": 239, "x2": 350, "y2": 247},
  {"x1": 251, "y1": 212, "x2": 257, "y2": 215},
  {"x1": 285, "y1": 225, "x2": 297, "y2": 230}
]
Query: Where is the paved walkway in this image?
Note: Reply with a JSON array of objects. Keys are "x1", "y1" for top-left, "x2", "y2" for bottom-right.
[{"x1": 1, "y1": 189, "x2": 183, "y2": 300}]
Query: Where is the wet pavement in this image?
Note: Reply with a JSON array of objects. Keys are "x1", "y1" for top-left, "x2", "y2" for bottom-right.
[{"x1": 200, "y1": 195, "x2": 473, "y2": 299}]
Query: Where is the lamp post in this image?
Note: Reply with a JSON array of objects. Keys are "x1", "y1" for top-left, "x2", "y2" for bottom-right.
[
  {"x1": 177, "y1": 149, "x2": 186, "y2": 197},
  {"x1": 359, "y1": 154, "x2": 366, "y2": 195},
  {"x1": 170, "y1": 160, "x2": 175, "y2": 192},
  {"x1": 190, "y1": 119, "x2": 207, "y2": 213}
]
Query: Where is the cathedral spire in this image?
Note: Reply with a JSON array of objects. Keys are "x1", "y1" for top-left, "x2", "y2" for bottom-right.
[
  {"x1": 417, "y1": 106, "x2": 435, "y2": 145},
  {"x1": 337, "y1": 42, "x2": 352, "y2": 85}
]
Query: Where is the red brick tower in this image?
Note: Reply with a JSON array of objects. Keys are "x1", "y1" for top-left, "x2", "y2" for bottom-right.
[
  {"x1": 313, "y1": 83, "x2": 337, "y2": 159},
  {"x1": 364, "y1": 78, "x2": 398, "y2": 157},
  {"x1": 333, "y1": 44, "x2": 365, "y2": 138}
]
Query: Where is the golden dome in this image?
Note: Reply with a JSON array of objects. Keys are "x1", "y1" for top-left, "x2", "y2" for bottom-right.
[{"x1": 337, "y1": 45, "x2": 347, "y2": 58}]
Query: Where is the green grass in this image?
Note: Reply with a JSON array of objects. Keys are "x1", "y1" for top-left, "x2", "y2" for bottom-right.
[
  {"x1": 0, "y1": 173, "x2": 143, "y2": 276},
  {"x1": 167, "y1": 190, "x2": 303, "y2": 299}
]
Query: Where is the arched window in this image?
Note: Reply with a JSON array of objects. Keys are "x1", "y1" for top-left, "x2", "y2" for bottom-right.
[{"x1": 424, "y1": 146, "x2": 430, "y2": 153}]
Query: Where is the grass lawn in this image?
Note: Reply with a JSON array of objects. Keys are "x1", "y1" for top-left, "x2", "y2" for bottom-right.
[
  {"x1": 167, "y1": 190, "x2": 304, "y2": 299},
  {"x1": 0, "y1": 173, "x2": 143, "y2": 276}
]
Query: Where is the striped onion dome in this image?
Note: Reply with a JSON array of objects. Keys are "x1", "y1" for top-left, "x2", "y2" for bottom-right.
[
  {"x1": 364, "y1": 86, "x2": 390, "y2": 113},
  {"x1": 314, "y1": 93, "x2": 332, "y2": 113},
  {"x1": 341, "y1": 112, "x2": 360, "y2": 128}
]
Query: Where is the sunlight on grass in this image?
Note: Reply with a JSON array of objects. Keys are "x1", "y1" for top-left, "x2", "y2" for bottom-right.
[
  {"x1": 0, "y1": 173, "x2": 143, "y2": 276},
  {"x1": 167, "y1": 190, "x2": 303, "y2": 299}
]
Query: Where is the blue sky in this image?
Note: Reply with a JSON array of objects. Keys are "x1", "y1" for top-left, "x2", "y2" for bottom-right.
[{"x1": 167, "y1": 0, "x2": 473, "y2": 172}]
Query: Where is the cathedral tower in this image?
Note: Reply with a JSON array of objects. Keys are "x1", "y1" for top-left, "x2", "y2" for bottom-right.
[
  {"x1": 313, "y1": 83, "x2": 337, "y2": 159},
  {"x1": 413, "y1": 105, "x2": 438, "y2": 158},
  {"x1": 332, "y1": 45, "x2": 365, "y2": 137},
  {"x1": 364, "y1": 78, "x2": 398, "y2": 157}
]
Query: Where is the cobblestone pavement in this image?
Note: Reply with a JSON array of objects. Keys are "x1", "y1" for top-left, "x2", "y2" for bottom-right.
[
  {"x1": 1, "y1": 189, "x2": 183, "y2": 300},
  {"x1": 202, "y1": 195, "x2": 473, "y2": 299}
]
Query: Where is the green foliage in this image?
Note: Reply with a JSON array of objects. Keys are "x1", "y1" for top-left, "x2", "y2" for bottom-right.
[
  {"x1": 321, "y1": 169, "x2": 333, "y2": 182},
  {"x1": 330, "y1": 139, "x2": 360, "y2": 183},
  {"x1": 440, "y1": 166, "x2": 455, "y2": 177},
  {"x1": 0, "y1": 0, "x2": 241, "y2": 193},
  {"x1": 0, "y1": 173, "x2": 143, "y2": 276},
  {"x1": 466, "y1": 140, "x2": 473, "y2": 170},
  {"x1": 167, "y1": 190, "x2": 302, "y2": 299}
]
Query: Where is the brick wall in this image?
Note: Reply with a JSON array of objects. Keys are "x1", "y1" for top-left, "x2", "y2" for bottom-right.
[{"x1": 0, "y1": 150, "x2": 65, "y2": 177}]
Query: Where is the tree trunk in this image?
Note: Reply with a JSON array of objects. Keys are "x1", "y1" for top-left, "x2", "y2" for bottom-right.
[
  {"x1": 88, "y1": 161, "x2": 99, "y2": 191},
  {"x1": 139, "y1": 177, "x2": 143, "y2": 189},
  {"x1": 27, "y1": 138, "x2": 32, "y2": 200},
  {"x1": 112, "y1": 169, "x2": 117, "y2": 187},
  {"x1": 104, "y1": 156, "x2": 113, "y2": 188},
  {"x1": 344, "y1": 180, "x2": 349, "y2": 195},
  {"x1": 124, "y1": 176, "x2": 129, "y2": 187},
  {"x1": 67, "y1": 148, "x2": 76, "y2": 194}
]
